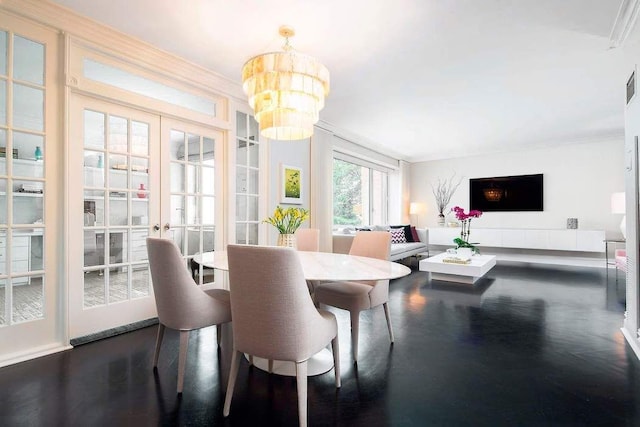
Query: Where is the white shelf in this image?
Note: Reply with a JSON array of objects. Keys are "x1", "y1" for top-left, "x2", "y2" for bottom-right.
[{"x1": 0, "y1": 191, "x2": 43, "y2": 197}]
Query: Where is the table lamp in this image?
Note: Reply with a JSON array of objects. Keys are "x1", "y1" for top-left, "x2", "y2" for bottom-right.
[
  {"x1": 611, "y1": 192, "x2": 626, "y2": 238},
  {"x1": 409, "y1": 202, "x2": 421, "y2": 226}
]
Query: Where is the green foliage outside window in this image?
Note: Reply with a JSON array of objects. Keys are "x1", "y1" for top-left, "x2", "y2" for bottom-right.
[{"x1": 333, "y1": 159, "x2": 362, "y2": 225}]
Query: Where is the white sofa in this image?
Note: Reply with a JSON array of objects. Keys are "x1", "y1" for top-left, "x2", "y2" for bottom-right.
[{"x1": 332, "y1": 228, "x2": 428, "y2": 262}]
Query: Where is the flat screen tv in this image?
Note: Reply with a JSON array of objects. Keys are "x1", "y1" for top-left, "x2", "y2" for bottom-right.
[{"x1": 470, "y1": 174, "x2": 543, "y2": 212}]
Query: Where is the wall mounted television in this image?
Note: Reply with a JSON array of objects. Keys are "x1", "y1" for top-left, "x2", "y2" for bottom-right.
[{"x1": 470, "y1": 174, "x2": 543, "y2": 212}]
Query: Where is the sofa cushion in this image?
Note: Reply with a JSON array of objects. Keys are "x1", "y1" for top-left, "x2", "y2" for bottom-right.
[
  {"x1": 390, "y1": 228, "x2": 406, "y2": 244},
  {"x1": 391, "y1": 224, "x2": 414, "y2": 242},
  {"x1": 390, "y1": 242, "x2": 426, "y2": 257},
  {"x1": 410, "y1": 226, "x2": 420, "y2": 242}
]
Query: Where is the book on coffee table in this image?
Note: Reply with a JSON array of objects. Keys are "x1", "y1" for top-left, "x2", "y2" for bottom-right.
[{"x1": 442, "y1": 257, "x2": 471, "y2": 265}]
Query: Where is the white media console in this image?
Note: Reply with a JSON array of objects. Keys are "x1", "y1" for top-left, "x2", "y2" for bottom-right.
[{"x1": 427, "y1": 227, "x2": 606, "y2": 268}]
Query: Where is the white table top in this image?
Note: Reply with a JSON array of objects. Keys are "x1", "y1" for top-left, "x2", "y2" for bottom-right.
[
  {"x1": 419, "y1": 253, "x2": 497, "y2": 276},
  {"x1": 194, "y1": 250, "x2": 412, "y2": 281}
]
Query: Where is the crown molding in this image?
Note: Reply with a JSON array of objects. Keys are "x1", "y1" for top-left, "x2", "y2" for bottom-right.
[
  {"x1": 1, "y1": 0, "x2": 245, "y2": 101},
  {"x1": 410, "y1": 129, "x2": 625, "y2": 163},
  {"x1": 315, "y1": 119, "x2": 409, "y2": 162},
  {"x1": 610, "y1": 0, "x2": 640, "y2": 48}
]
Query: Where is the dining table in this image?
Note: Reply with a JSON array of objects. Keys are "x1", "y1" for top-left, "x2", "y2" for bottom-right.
[{"x1": 194, "y1": 249, "x2": 411, "y2": 376}]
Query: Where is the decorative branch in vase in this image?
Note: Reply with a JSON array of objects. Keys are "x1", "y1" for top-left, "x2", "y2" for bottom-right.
[
  {"x1": 451, "y1": 206, "x2": 483, "y2": 254},
  {"x1": 431, "y1": 174, "x2": 462, "y2": 226}
]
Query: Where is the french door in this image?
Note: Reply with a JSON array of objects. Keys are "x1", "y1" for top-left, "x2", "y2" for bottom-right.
[
  {"x1": 69, "y1": 96, "x2": 223, "y2": 339},
  {"x1": 160, "y1": 118, "x2": 224, "y2": 285},
  {"x1": 0, "y1": 13, "x2": 63, "y2": 366}
]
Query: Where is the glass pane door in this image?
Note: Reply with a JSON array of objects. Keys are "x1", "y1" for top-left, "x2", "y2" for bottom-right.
[
  {"x1": 0, "y1": 14, "x2": 63, "y2": 365},
  {"x1": 69, "y1": 95, "x2": 159, "y2": 339},
  {"x1": 235, "y1": 111, "x2": 260, "y2": 245},
  {"x1": 162, "y1": 119, "x2": 222, "y2": 285}
]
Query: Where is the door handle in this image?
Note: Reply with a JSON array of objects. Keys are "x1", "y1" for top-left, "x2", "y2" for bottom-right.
[
  {"x1": 153, "y1": 224, "x2": 160, "y2": 231},
  {"x1": 164, "y1": 223, "x2": 171, "y2": 231}
]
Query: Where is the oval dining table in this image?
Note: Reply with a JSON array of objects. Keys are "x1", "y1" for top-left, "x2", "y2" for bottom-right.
[{"x1": 194, "y1": 249, "x2": 411, "y2": 376}]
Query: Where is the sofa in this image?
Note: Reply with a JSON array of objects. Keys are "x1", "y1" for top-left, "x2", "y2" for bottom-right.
[{"x1": 333, "y1": 227, "x2": 428, "y2": 262}]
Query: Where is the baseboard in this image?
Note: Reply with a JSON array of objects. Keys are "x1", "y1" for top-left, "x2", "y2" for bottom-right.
[
  {"x1": 621, "y1": 326, "x2": 640, "y2": 361},
  {"x1": 0, "y1": 343, "x2": 73, "y2": 369},
  {"x1": 70, "y1": 317, "x2": 159, "y2": 346}
]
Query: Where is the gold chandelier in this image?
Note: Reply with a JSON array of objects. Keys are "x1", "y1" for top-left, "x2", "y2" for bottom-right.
[{"x1": 241, "y1": 25, "x2": 330, "y2": 140}]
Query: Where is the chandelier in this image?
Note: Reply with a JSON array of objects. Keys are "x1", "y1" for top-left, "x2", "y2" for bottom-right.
[{"x1": 241, "y1": 26, "x2": 330, "y2": 140}]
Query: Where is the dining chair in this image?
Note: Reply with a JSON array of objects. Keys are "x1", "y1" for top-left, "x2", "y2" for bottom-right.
[
  {"x1": 314, "y1": 231, "x2": 393, "y2": 363},
  {"x1": 295, "y1": 228, "x2": 320, "y2": 252},
  {"x1": 146, "y1": 237, "x2": 232, "y2": 394},
  {"x1": 223, "y1": 244, "x2": 340, "y2": 427},
  {"x1": 295, "y1": 228, "x2": 321, "y2": 301}
]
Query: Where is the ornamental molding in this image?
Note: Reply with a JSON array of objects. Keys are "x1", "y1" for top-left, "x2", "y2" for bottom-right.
[
  {"x1": 0, "y1": 0, "x2": 245, "y2": 102},
  {"x1": 610, "y1": 0, "x2": 640, "y2": 48}
]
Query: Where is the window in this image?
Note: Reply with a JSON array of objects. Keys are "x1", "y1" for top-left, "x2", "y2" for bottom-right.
[
  {"x1": 333, "y1": 157, "x2": 388, "y2": 227},
  {"x1": 235, "y1": 111, "x2": 260, "y2": 244}
]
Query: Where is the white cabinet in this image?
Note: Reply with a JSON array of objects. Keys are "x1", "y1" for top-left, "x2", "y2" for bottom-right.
[
  {"x1": 131, "y1": 229, "x2": 148, "y2": 262},
  {"x1": 0, "y1": 235, "x2": 31, "y2": 284},
  {"x1": 427, "y1": 227, "x2": 605, "y2": 252},
  {"x1": 502, "y1": 229, "x2": 526, "y2": 248},
  {"x1": 428, "y1": 227, "x2": 460, "y2": 245}
]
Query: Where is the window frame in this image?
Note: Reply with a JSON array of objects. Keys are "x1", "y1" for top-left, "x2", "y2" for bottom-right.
[{"x1": 332, "y1": 153, "x2": 389, "y2": 228}]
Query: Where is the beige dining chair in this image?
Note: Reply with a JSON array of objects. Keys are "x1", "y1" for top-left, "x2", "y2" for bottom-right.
[
  {"x1": 223, "y1": 244, "x2": 340, "y2": 427},
  {"x1": 146, "y1": 237, "x2": 232, "y2": 394},
  {"x1": 295, "y1": 228, "x2": 320, "y2": 252},
  {"x1": 314, "y1": 231, "x2": 393, "y2": 363},
  {"x1": 295, "y1": 228, "x2": 321, "y2": 300}
]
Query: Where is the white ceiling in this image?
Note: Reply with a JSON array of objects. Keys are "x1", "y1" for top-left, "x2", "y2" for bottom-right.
[{"x1": 52, "y1": 0, "x2": 640, "y2": 162}]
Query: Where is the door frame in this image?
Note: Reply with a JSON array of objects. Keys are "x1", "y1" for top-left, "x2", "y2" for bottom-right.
[{"x1": 67, "y1": 94, "x2": 161, "y2": 339}]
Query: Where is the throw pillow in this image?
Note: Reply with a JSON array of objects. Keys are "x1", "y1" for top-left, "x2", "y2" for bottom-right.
[
  {"x1": 391, "y1": 224, "x2": 414, "y2": 242},
  {"x1": 410, "y1": 226, "x2": 420, "y2": 242},
  {"x1": 390, "y1": 228, "x2": 406, "y2": 244}
]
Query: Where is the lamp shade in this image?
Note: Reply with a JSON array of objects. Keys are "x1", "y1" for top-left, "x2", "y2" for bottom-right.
[
  {"x1": 409, "y1": 202, "x2": 420, "y2": 215},
  {"x1": 611, "y1": 192, "x2": 625, "y2": 214}
]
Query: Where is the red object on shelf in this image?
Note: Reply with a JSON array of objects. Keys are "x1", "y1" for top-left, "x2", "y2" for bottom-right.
[{"x1": 137, "y1": 183, "x2": 147, "y2": 199}]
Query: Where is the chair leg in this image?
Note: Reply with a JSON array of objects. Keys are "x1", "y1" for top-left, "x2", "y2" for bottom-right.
[
  {"x1": 248, "y1": 355, "x2": 254, "y2": 366},
  {"x1": 223, "y1": 350, "x2": 242, "y2": 417},
  {"x1": 383, "y1": 302, "x2": 395, "y2": 343},
  {"x1": 268, "y1": 359, "x2": 274, "y2": 373},
  {"x1": 331, "y1": 335, "x2": 341, "y2": 388},
  {"x1": 216, "y1": 324, "x2": 222, "y2": 348},
  {"x1": 350, "y1": 311, "x2": 360, "y2": 363},
  {"x1": 295, "y1": 361, "x2": 308, "y2": 427},
  {"x1": 153, "y1": 323, "x2": 166, "y2": 368},
  {"x1": 177, "y1": 330, "x2": 190, "y2": 394}
]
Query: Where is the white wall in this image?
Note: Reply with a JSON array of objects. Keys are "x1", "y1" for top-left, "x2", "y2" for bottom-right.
[
  {"x1": 267, "y1": 139, "x2": 311, "y2": 245},
  {"x1": 410, "y1": 140, "x2": 624, "y2": 234}
]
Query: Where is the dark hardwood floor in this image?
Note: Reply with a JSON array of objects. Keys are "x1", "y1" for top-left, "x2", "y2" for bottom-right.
[{"x1": 0, "y1": 263, "x2": 636, "y2": 426}]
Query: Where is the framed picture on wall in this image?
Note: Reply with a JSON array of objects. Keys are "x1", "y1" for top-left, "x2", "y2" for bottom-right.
[{"x1": 281, "y1": 164, "x2": 303, "y2": 204}]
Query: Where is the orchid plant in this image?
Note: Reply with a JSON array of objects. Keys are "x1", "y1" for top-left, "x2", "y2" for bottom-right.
[{"x1": 451, "y1": 206, "x2": 483, "y2": 253}]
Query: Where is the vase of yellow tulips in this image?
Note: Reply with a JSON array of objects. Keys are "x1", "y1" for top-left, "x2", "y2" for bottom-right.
[{"x1": 264, "y1": 206, "x2": 310, "y2": 248}]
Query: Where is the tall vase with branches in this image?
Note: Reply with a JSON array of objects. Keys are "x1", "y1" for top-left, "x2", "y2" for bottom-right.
[{"x1": 431, "y1": 174, "x2": 462, "y2": 226}]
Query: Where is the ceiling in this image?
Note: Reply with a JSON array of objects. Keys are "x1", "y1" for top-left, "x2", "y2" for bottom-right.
[{"x1": 52, "y1": 0, "x2": 640, "y2": 162}]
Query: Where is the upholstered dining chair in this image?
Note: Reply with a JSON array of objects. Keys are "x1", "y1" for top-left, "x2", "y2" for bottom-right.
[
  {"x1": 295, "y1": 228, "x2": 321, "y2": 300},
  {"x1": 223, "y1": 244, "x2": 340, "y2": 427},
  {"x1": 146, "y1": 237, "x2": 232, "y2": 394},
  {"x1": 314, "y1": 231, "x2": 393, "y2": 363},
  {"x1": 295, "y1": 228, "x2": 320, "y2": 252}
]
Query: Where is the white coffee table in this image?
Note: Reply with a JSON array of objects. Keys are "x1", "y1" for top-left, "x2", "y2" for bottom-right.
[{"x1": 419, "y1": 253, "x2": 497, "y2": 284}]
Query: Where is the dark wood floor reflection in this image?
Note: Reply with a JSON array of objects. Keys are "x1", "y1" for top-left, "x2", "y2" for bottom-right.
[{"x1": 0, "y1": 264, "x2": 636, "y2": 426}]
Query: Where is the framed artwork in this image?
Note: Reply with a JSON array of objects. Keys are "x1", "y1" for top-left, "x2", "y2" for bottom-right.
[{"x1": 281, "y1": 164, "x2": 303, "y2": 204}]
